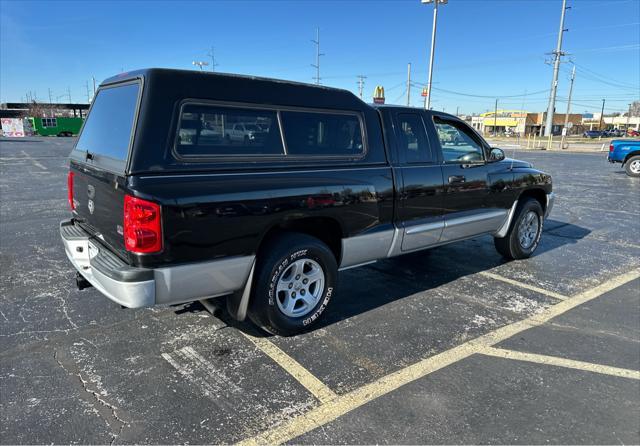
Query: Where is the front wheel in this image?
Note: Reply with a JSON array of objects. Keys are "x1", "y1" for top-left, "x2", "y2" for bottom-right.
[
  {"x1": 248, "y1": 233, "x2": 338, "y2": 336},
  {"x1": 494, "y1": 198, "x2": 544, "y2": 260},
  {"x1": 624, "y1": 155, "x2": 640, "y2": 177}
]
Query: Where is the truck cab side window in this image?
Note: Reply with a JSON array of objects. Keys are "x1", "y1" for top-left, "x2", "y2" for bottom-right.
[
  {"x1": 397, "y1": 113, "x2": 432, "y2": 163},
  {"x1": 433, "y1": 117, "x2": 485, "y2": 164}
]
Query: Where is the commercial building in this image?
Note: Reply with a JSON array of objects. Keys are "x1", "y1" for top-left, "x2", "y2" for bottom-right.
[
  {"x1": 471, "y1": 110, "x2": 584, "y2": 136},
  {"x1": 582, "y1": 114, "x2": 640, "y2": 131},
  {"x1": 0, "y1": 102, "x2": 89, "y2": 119}
]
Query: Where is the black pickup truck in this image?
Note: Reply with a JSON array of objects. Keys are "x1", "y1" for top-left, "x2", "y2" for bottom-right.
[{"x1": 61, "y1": 68, "x2": 554, "y2": 335}]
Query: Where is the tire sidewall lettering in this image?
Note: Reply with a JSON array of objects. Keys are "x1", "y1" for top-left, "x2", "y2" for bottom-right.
[{"x1": 303, "y1": 286, "x2": 333, "y2": 326}]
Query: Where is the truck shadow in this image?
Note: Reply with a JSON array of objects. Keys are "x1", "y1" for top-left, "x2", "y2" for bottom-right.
[{"x1": 178, "y1": 218, "x2": 590, "y2": 336}]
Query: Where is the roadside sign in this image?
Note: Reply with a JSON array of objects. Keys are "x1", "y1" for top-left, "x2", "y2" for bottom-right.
[
  {"x1": 373, "y1": 85, "x2": 385, "y2": 104},
  {"x1": 567, "y1": 122, "x2": 573, "y2": 129},
  {"x1": 562, "y1": 128, "x2": 567, "y2": 136}
]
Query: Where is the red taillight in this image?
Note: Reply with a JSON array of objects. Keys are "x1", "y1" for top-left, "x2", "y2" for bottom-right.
[
  {"x1": 123, "y1": 195, "x2": 162, "y2": 254},
  {"x1": 67, "y1": 171, "x2": 75, "y2": 210},
  {"x1": 609, "y1": 144, "x2": 614, "y2": 152}
]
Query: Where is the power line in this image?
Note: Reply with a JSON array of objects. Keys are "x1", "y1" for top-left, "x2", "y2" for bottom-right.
[{"x1": 428, "y1": 85, "x2": 549, "y2": 99}]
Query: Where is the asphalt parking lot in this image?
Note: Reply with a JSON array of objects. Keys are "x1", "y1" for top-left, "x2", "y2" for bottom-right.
[{"x1": 1, "y1": 137, "x2": 639, "y2": 445}]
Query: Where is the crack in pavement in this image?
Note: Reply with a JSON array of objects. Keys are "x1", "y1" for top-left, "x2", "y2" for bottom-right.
[{"x1": 53, "y1": 349, "x2": 130, "y2": 445}]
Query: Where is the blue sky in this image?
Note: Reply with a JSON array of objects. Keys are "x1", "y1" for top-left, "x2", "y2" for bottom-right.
[{"x1": 1, "y1": 0, "x2": 638, "y2": 114}]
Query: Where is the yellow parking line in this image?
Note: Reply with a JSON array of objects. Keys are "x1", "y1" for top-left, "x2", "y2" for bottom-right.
[
  {"x1": 479, "y1": 271, "x2": 569, "y2": 301},
  {"x1": 237, "y1": 269, "x2": 639, "y2": 446},
  {"x1": 479, "y1": 347, "x2": 640, "y2": 380},
  {"x1": 240, "y1": 332, "x2": 337, "y2": 404}
]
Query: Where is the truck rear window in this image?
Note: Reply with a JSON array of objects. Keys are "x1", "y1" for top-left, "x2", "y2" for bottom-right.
[{"x1": 76, "y1": 83, "x2": 140, "y2": 165}]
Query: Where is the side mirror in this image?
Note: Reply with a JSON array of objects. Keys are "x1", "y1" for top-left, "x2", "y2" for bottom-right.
[{"x1": 489, "y1": 147, "x2": 505, "y2": 162}]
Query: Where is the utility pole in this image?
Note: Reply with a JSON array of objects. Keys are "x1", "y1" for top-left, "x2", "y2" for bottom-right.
[
  {"x1": 92, "y1": 77, "x2": 97, "y2": 96},
  {"x1": 85, "y1": 81, "x2": 91, "y2": 103},
  {"x1": 422, "y1": 0, "x2": 445, "y2": 109},
  {"x1": 406, "y1": 63, "x2": 412, "y2": 106},
  {"x1": 494, "y1": 99, "x2": 498, "y2": 136},
  {"x1": 544, "y1": 0, "x2": 569, "y2": 137},
  {"x1": 626, "y1": 103, "x2": 632, "y2": 134},
  {"x1": 560, "y1": 65, "x2": 575, "y2": 149},
  {"x1": 356, "y1": 75, "x2": 366, "y2": 99},
  {"x1": 599, "y1": 98, "x2": 605, "y2": 131},
  {"x1": 48, "y1": 88, "x2": 53, "y2": 117},
  {"x1": 455, "y1": 105, "x2": 459, "y2": 116},
  {"x1": 207, "y1": 46, "x2": 218, "y2": 72},
  {"x1": 67, "y1": 87, "x2": 72, "y2": 104},
  {"x1": 311, "y1": 27, "x2": 324, "y2": 85}
]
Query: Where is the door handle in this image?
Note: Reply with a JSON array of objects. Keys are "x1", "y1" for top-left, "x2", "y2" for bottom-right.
[{"x1": 448, "y1": 175, "x2": 466, "y2": 184}]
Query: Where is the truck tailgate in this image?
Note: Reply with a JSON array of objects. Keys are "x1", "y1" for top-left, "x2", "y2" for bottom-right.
[{"x1": 71, "y1": 161, "x2": 129, "y2": 260}]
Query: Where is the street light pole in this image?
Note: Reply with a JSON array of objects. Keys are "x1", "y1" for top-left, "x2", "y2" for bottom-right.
[
  {"x1": 599, "y1": 98, "x2": 605, "y2": 132},
  {"x1": 192, "y1": 61, "x2": 209, "y2": 71},
  {"x1": 422, "y1": 0, "x2": 446, "y2": 110}
]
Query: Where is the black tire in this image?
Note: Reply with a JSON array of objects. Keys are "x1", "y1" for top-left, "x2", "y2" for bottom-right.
[
  {"x1": 494, "y1": 197, "x2": 544, "y2": 260},
  {"x1": 248, "y1": 232, "x2": 338, "y2": 336},
  {"x1": 624, "y1": 155, "x2": 640, "y2": 177}
]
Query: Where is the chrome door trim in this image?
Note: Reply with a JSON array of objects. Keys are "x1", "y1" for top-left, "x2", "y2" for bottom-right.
[
  {"x1": 441, "y1": 209, "x2": 508, "y2": 243},
  {"x1": 405, "y1": 220, "x2": 446, "y2": 235},
  {"x1": 445, "y1": 209, "x2": 507, "y2": 227}
]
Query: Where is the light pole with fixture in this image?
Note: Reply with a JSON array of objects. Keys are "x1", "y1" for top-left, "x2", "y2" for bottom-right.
[
  {"x1": 192, "y1": 61, "x2": 209, "y2": 71},
  {"x1": 422, "y1": 0, "x2": 447, "y2": 110}
]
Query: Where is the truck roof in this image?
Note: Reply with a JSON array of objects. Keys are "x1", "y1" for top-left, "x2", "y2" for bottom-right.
[{"x1": 101, "y1": 68, "x2": 366, "y2": 110}]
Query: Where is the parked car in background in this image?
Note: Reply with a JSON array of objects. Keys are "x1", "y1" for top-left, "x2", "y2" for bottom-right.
[
  {"x1": 60, "y1": 68, "x2": 554, "y2": 335},
  {"x1": 583, "y1": 130, "x2": 602, "y2": 138},
  {"x1": 627, "y1": 129, "x2": 640, "y2": 137},
  {"x1": 608, "y1": 139, "x2": 640, "y2": 177},
  {"x1": 603, "y1": 129, "x2": 624, "y2": 137}
]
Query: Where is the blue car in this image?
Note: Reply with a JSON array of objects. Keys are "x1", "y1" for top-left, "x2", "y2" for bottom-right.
[
  {"x1": 608, "y1": 139, "x2": 640, "y2": 177},
  {"x1": 583, "y1": 130, "x2": 602, "y2": 138}
]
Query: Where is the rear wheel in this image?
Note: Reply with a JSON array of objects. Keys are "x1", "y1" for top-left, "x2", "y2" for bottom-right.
[
  {"x1": 624, "y1": 156, "x2": 640, "y2": 177},
  {"x1": 248, "y1": 233, "x2": 337, "y2": 336},
  {"x1": 494, "y1": 198, "x2": 544, "y2": 260}
]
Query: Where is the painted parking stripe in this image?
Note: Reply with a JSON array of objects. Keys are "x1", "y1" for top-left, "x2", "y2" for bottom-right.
[
  {"x1": 20, "y1": 150, "x2": 48, "y2": 170},
  {"x1": 238, "y1": 270, "x2": 639, "y2": 446},
  {"x1": 479, "y1": 347, "x2": 640, "y2": 380},
  {"x1": 479, "y1": 271, "x2": 569, "y2": 301},
  {"x1": 198, "y1": 298, "x2": 337, "y2": 404},
  {"x1": 240, "y1": 332, "x2": 337, "y2": 404}
]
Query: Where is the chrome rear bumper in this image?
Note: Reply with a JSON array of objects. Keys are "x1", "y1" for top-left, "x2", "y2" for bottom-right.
[{"x1": 60, "y1": 219, "x2": 254, "y2": 308}]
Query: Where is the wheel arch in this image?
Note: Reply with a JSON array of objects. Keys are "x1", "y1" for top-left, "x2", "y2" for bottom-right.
[
  {"x1": 257, "y1": 216, "x2": 344, "y2": 263},
  {"x1": 517, "y1": 188, "x2": 547, "y2": 214},
  {"x1": 496, "y1": 187, "x2": 548, "y2": 239},
  {"x1": 623, "y1": 150, "x2": 640, "y2": 164}
]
